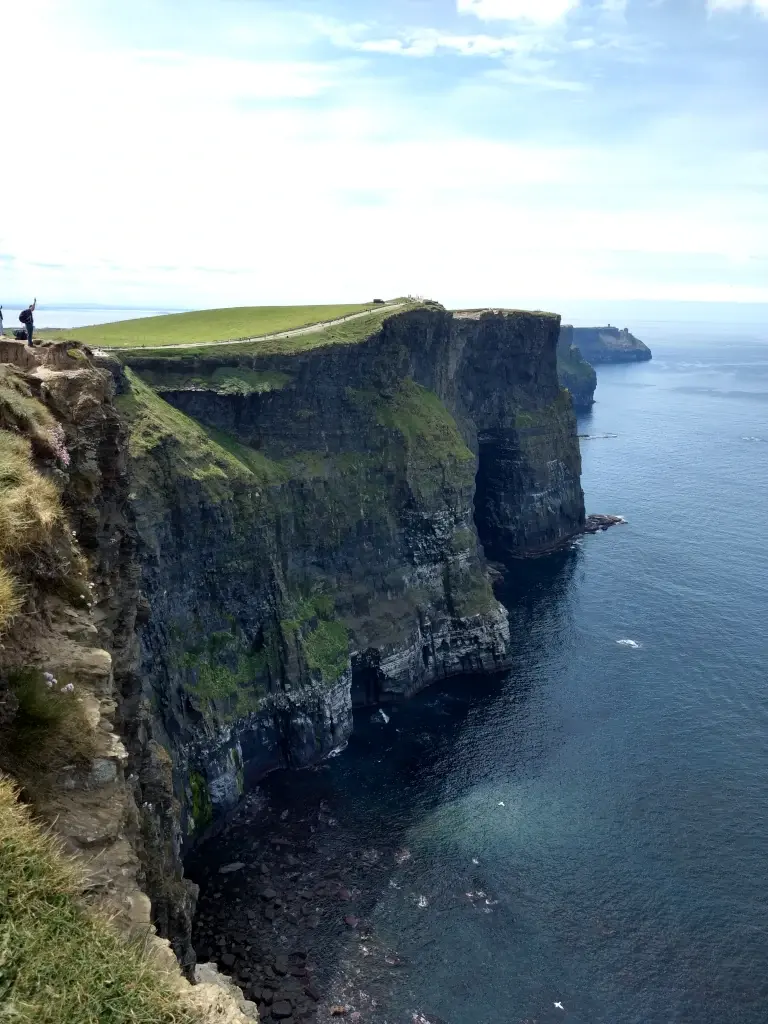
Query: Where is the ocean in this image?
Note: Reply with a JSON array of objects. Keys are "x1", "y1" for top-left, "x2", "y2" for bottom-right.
[
  {"x1": 0, "y1": 306, "x2": 181, "y2": 331},
  {"x1": 187, "y1": 321, "x2": 768, "y2": 1024}
]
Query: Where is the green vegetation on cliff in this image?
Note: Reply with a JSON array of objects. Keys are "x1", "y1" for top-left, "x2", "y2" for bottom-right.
[
  {"x1": 140, "y1": 366, "x2": 292, "y2": 396},
  {"x1": 0, "y1": 778, "x2": 203, "y2": 1024},
  {"x1": 178, "y1": 627, "x2": 267, "y2": 720},
  {"x1": 121, "y1": 302, "x2": 421, "y2": 362},
  {"x1": 40, "y1": 303, "x2": 381, "y2": 349},
  {"x1": 281, "y1": 595, "x2": 350, "y2": 685},
  {"x1": 0, "y1": 669, "x2": 96, "y2": 800},
  {"x1": 0, "y1": 368, "x2": 83, "y2": 634},
  {"x1": 370, "y1": 378, "x2": 475, "y2": 499},
  {"x1": 117, "y1": 369, "x2": 284, "y2": 499},
  {"x1": 189, "y1": 771, "x2": 213, "y2": 831}
]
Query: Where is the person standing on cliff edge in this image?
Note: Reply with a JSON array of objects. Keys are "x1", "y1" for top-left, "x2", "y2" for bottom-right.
[
  {"x1": 18, "y1": 299, "x2": 36, "y2": 346},
  {"x1": 0, "y1": 305, "x2": 4, "y2": 337}
]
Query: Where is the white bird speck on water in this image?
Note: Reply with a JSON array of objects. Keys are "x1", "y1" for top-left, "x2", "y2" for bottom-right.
[
  {"x1": 554, "y1": 1001, "x2": 564, "y2": 1010},
  {"x1": 472, "y1": 858, "x2": 480, "y2": 865},
  {"x1": 498, "y1": 801, "x2": 505, "y2": 807}
]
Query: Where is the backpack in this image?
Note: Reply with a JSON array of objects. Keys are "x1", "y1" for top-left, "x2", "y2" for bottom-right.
[{"x1": 19, "y1": 308, "x2": 32, "y2": 324}]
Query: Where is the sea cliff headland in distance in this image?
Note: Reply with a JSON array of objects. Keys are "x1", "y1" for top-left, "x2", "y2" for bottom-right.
[{"x1": 557, "y1": 323, "x2": 653, "y2": 411}]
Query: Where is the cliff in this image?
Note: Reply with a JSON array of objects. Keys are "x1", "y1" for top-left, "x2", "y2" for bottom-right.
[
  {"x1": 569, "y1": 325, "x2": 652, "y2": 364},
  {"x1": 0, "y1": 301, "x2": 585, "y2": 983},
  {"x1": 0, "y1": 341, "x2": 255, "y2": 1021},
  {"x1": 119, "y1": 305, "x2": 583, "y2": 837},
  {"x1": 557, "y1": 324, "x2": 598, "y2": 412}
]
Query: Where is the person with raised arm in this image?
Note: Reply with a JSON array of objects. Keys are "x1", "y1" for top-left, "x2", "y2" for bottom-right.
[{"x1": 19, "y1": 298, "x2": 36, "y2": 346}]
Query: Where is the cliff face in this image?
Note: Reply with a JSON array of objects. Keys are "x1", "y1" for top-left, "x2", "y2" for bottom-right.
[
  {"x1": 570, "y1": 325, "x2": 652, "y2": 364},
  {"x1": 119, "y1": 306, "x2": 584, "y2": 847},
  {"x1": 0, "y1": 304, "x2": 585, "y2": 973},
  {"x1": 557, "y1": 325, "x2": 598, "y2": 412},
  {"x1": 0, "y1": 342, "x2": 255, "y2": 1017}
]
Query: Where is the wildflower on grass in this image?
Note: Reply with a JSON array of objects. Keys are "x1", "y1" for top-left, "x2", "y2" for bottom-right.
[{"x1": 49, "y1": 423, "x2": 71, "y2": 467}]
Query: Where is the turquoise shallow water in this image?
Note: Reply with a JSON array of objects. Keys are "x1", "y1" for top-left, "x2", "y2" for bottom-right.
[{"x1": 193, "y1": 323, "x2": 768, "y2": 1024}]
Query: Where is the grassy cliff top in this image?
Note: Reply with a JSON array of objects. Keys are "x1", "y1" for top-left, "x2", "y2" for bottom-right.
[
  {"x1": 38, "y1": 303, "x2": 388, "y2": 349},
  {"x1": 452, "y1": 307, "x2": 560, "y2": 321},
  {"x1": 121, "y1": 301, "x2": 425, "y2": 363}
]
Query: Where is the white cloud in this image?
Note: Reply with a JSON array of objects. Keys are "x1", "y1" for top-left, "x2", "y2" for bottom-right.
[
  {"x1": 707, "y1": 0, "x2": 768, "y2": 12},
  {"x1": 354, "y1": 30, "x2": 531, "y2": 57},
  {"x1": 313, "y1": 18, "x2": 541, "y2": 58},
  {"x1": 1, "y1": 1, "x2": 766, "y2": 309},
  {"x1": 457, "y1": 0, "x2": 580, "y2": 24}
]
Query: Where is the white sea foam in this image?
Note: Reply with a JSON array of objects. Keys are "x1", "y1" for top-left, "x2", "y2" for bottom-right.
[{"x1": 616, "y1": 639, "x2": 640, "y2": 648}]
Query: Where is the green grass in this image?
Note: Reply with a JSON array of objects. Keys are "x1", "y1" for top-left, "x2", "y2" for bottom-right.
[
  {"x1": 0, "y1": 669, "x2": 97, "y2": 798},
  {"x1": 280, "y1": 596, "x2": 350, "y2": 686},
  {"x1": 0, "y1": 366, "x2": 56, "y2": 449},
  {"x1": 360, "y1": 378, "x2": 475, "y2": 500},
  {"x1": 0, "y1": 777, "x2": 204, "y2": 1024},
  {"x1": 39, "y1": 303, "x2": 384, "y2": 349},
  {"x1": 117, "y1": 369, "x2": 284, "y2": 498},
  {"x1": 0, "y1": 426, "x2": 72, "y2": 635},
  {"x1": 121, "y1": 303, "x2": 421, "y2": 362},
  {"x1": 140, "y1": 367, "x2": 292, "y2": 396}
]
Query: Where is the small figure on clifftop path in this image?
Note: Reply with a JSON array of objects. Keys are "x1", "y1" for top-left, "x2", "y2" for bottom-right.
[
  {"x1": 0, "y1": 305, "x2": 4, "y2": 337},
  {"x1": 18, "y1": 299, "x2": 36, "y2": 346}
]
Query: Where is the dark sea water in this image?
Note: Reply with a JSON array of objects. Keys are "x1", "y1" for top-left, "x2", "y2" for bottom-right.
[{"x1": 190, "y1": 323, "x2": 768, "y2": 1024}]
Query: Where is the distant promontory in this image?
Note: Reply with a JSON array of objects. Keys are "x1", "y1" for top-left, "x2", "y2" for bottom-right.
[
  {"x1": 569, "y1": 325, "x2": 652, "y2": 365},
  {"x1": 557, "y1": 324, "x2": 652, "y2": 412}
]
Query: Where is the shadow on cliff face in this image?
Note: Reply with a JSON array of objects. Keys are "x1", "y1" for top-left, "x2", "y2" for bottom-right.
[{"x1": 185, "y1": 548, "x2": 581, "y2": 1023}]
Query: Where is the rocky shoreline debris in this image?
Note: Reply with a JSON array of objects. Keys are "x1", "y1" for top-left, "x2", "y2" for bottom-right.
[{"x1": 188, "y1": 788, "x2": 444, "y2": 1024}]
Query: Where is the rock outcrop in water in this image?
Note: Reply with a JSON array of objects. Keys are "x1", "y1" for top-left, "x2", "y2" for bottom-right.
[
  {"x1": 0, "y1": 301, "x2": 586, "y2": 972},
  {"x1": 569, "y1": 325, "x2": 652, "y2": 365}
]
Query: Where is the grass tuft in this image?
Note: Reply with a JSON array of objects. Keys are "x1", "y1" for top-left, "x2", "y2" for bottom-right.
[
  {"x1": 0, "y1": 429, "x2": 73, "y2": 634},
  {"x1": 0, "y1": 776, "x2": 203, "y2": 1024},
  {"x1": 0, "y1": 431, "x2": 63, "y2": 557},
  {"x1": 0, "y1": 367, "x2": 56, "y2": 451},
  {"x1": 0, "y1": 566, "x2": 21, "y2": 633},
  {"x1": 0, "y1": 669, "x2": 97, "y2": 796}
]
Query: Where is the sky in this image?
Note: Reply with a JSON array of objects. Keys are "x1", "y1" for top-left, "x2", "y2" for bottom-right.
[{"x1": 1, "y1": 0, "x2": 767, "y2": 314}]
